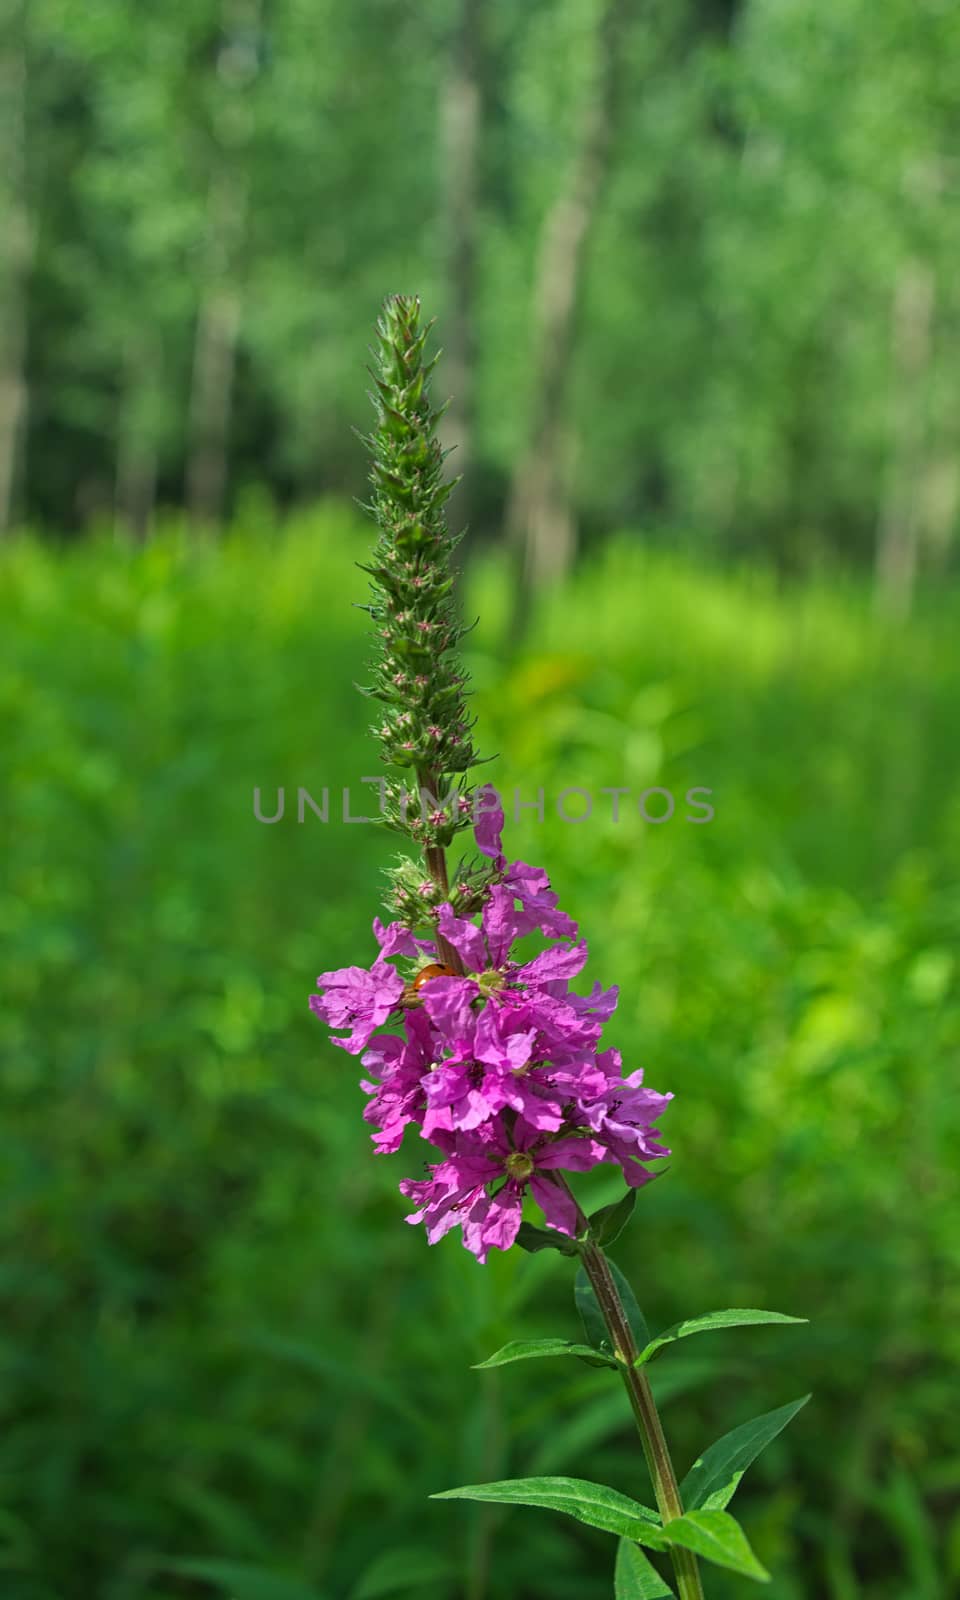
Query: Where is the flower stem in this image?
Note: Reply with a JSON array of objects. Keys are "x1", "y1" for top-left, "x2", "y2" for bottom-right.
[
  {"x1": 556, "y1": 1177, "x2": 703, "y2": 1599},
  {"x1": 416, "y1": 764, "x2": 465, "y2": 975}
]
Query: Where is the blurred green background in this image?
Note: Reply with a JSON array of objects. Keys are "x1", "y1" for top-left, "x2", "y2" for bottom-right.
[{"x1": 2, "y1": 2, "x2": 960, "y2": 1598}]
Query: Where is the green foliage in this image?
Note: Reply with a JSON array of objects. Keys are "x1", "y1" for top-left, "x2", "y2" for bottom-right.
[
  {"x1": 169, "y1": 1562, "x2": 324, "y2": 1600},
  {"x1": 515, "y1": 1219, "x2": 580, "y2": 1256},
  {"x1": 577, "y1": 1263, "x2": 651, "y2": 1355},
  {"x1": 656, "y1": 1512, "x2": 769, "y2": 1583},
  {"x1": 2, "y1": 512, "x2": 958, "y2": 1598},
  {"x1": 431, "y1": 1478, "x2": 661, "y2": 1543},
  {"x1": 9, "y1": 0, "x2": 960, "y2": 595},
  {"x1": 349, "y1": 1545, "x2": 458, "y2": 1600},
  {"x1": 614, "y1": 1538, "x2": 675, "y2": 1600},
  {"x1": 434, "y1": 1484, "x2": 770, "y2": 1581},
  {"x1": 474, "y1": 1341, "x2": 618, "y2": 1372},
  {"x1": 636, "y1": 1311, "x2": 807, "y2": 1366},
  {"x1": 588, "y1": 1190, "x2": 638, "y2": 1248},
  {"x1": 680, "y1": 1398, "x2": 812, "y2": 1513}
]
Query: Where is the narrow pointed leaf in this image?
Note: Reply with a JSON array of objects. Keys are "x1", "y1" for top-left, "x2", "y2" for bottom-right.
[
  {"x1": 636, "y1": 1310, "x2": 807, "y2": 1365},
  {"x1": 588, "y1": 1189, "x2": 637, "y2": 1248},
  {"x1": 170, "y1": 1561, "x2": 324, "y2": 1600},
  {"x1": 660, "y1": 1510, "x2": 770, "y2": 1582},
  {"x1": 351, "y1": 1545, "x2": 457, "y2": 1600},
  {"x1": 614, "y1": 1538, "x2": 675, "y2": 1598},
  {"x1": 680, "y1": 1395, "x2": 811, "y2": 1512},
  {"x1": 474, "y1": 1338, "x2": 618, "y2": 1371},
  {"x1": 431, "y1": 1477, "x2": 664, "y2": 1545},
  {"x1": 576, "y1": 1263, "x2": 651, "y2": 1355},
  {"x1": 516, "y1": 1220, "x2": 579, "y2": 1257}
]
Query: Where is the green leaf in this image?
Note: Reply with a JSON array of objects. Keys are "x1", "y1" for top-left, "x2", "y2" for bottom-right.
[
  {"x1": 516, "y1": 1220, "x2": 580, "y2": 1257},
  {"x1": 474, "y1": 1338, "x2": 618, "y2": 1371},
  {"x1": 431, "y1": 1477, "x2": 664, "y2": 1545},
  {"x1": 614, "y1": 1538, "x2": 675, "y2": 1598},
  {"x1": 588, "y1": 1189, "x2": 637, "y2": 1248},
  {"x1": 576, "y1": 1263, "x2": 651, "y2": 1355},
  {"x1": 660, "y1": 1510, "x2": 770, "y2": 1582},
  {"x1": 680, "y1": 1395, "x2": 811, "y2": 1512},
  {"x1": 575, "y1": 1269, "x2": 611, "y2": 1351},
  {"x1": 637, "y1": 1309, "x2": 807, "y2": 1365},
  {"x1": 350, "y1": 1545, "x2": 456, "y2": 1600},
  {"x1": 170, "y1": 1560, "x2": 324, "y2": 1600}
]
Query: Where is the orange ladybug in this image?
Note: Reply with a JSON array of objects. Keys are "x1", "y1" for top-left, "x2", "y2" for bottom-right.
[{"x1": 413, "y1": 962, "x2": 455, "y2": 991}]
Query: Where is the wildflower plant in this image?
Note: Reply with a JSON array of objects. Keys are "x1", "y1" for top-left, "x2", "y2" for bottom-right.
[{"x1": 311, "y1": 295, "x2": 809, "y2": 1598}]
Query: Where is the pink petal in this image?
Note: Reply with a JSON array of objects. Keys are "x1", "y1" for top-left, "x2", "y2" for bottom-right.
[
  {"x1": 537, "y1": 1134, "x2": 606, "y2": 1171},
  {"x1": 530, "y1": 1173, "x2": 578, "y2": 1236},
  {"x1": 437, "y1": 904, "x2": 487, "y2": 971},
  {"x1": 473, "y1": 786, "x2": 506, "y2": 866},
  {"x1": 373, "y1": 918, "x2": 424, "y2": 958},
  {"x1": 517, "y1": 941, "x2": 589, "y2": 986}
]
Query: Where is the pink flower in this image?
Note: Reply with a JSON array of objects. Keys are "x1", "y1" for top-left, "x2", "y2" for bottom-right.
[
  {"x1": 311, "y1": 796, "x2": 672, "y2": 1259},
  {"x1": 310, "y1": 954, "x2": 403, "y2": 1054},
  {"x1": 400, "y1": 1120, "x2": 606, "y2": 1263},
  {"x1": 474, "y1": 788, "x2": 577, "y2": 943}
]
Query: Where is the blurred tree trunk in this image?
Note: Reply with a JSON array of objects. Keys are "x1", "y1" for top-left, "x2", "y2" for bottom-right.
[
  {"x1": 114, "y1": 429, "x2": 157, "y2": 545},
  {"x1": 186, "y1": 0, "x2": 259, "y2": 532},
  {"x1": 875, "y1": 163, "x2": 940, "y2": 621},
  {"x1": 438, "y1": 0, "x2": 482, "y2": 529},
  {"x1": 186, "y1": 187, "x2": 243, "y2": 531},
  {"x1": 0, "y1": 0, "x2": 30, "y2": 537},
  {"x1": 114, "y1": 339, "x2": 159, "y2": 543},
  {"x1": 874, "y1": 260, "x2": 934, "y2": 620},
  {"x1": 921, "y1": 454, "x2": 958, "y2": 577},
  {"x1": 505, "y1": 0, "x2": 627, "y2": 619}
]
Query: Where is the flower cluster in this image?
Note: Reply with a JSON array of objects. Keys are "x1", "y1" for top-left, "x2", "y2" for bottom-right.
[{"x1": 311, "y1": 793, "x2": 671, "y2": 1262}]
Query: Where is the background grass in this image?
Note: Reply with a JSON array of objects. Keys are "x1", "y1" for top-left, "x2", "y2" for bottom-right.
[{"x1": 1, "y1": 508, "x2": 958, "y2": 1599}]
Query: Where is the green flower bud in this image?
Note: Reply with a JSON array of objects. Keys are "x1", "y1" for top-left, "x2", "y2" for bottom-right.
[{"x1": 358, "y1": 295, "x2": 483, "y2": 926}]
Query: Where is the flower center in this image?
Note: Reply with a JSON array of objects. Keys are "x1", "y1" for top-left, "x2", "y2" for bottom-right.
[
  {"x1": 475, "y1": 968, "x2": 507, "y2": 999},
  {"x1": 505, "y1": 1151, "x2": 534, "y2": 1181}
]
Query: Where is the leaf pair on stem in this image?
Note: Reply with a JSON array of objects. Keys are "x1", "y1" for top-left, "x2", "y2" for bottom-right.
[{"x1": 436, "y1": 1198, "x2": 809, "y2": 1594}]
